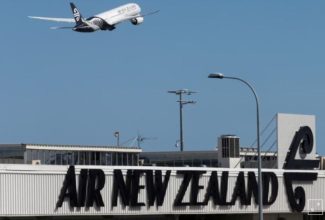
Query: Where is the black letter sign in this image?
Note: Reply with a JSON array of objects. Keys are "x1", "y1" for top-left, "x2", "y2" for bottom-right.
[
  {"x1": 86, "y1": 169, "x2": 105, "y2": 207},
  {"x1": 146, "y1": 170, "x2": 171, "y2": 207},
  {"x1": 174, "y1": 171, "x2": 192, "y2": 206},
  {"x1": 112, "y1": 170, "x2": 132, "y2": 206},
  {"x1": 56, "y1": 166, "x2": 78, "y2": 208}
]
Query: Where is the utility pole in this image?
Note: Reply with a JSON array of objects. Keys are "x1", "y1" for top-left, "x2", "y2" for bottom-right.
[{"x1": 168, "y1": 89, "x2": 196, "y2": 151}]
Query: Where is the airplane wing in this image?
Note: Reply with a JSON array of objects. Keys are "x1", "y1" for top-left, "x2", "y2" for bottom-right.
[
  {"x1": 50, "y1": 26, "x2": 74, "y2": 30},
  {"x1": 28, "y1": 16, "x2": 75, "y2": 23},
  {"x1": 126, "y1": 10, "x2": 160, "y2": 20},
  {"x1": 141, "y1": 10, "x2": 160, "y2": 17}
]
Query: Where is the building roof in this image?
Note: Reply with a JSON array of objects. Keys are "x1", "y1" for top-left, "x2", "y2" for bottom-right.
[
  {"x1": 0, "y1": 143, "x2": 142, "y2": 153},
  {"x1": 141, "y1": 147, "x2": 276, "y2": 160}
]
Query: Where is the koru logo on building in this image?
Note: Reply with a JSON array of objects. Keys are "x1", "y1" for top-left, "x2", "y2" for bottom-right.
[
  {"x1": 283, "y1": 126, "x2": 320, "y2": 212},
  {"x1": 73, "y1": 8, "x2": 80, "y2": 21}
]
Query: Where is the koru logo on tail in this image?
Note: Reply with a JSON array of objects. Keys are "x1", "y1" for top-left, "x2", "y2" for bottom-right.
[{"x1": 73, "y1": 8, "x2": 80, "y2": 21}]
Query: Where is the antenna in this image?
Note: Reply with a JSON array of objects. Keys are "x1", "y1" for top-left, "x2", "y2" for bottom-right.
[
  {"x1": 136, "y1": 133, "x2": 157, "y2": 147},
  {"x1": 120, "y1": 132, "x2": 158, "y2": 148}
]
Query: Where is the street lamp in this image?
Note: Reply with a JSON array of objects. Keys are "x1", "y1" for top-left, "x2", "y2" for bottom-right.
[
  {"x1": 114, "y1": 131, "x2": 120, "y2": 146},
  {"x1": 208, "y1": 73, "x2": 263, "y2": 220},
  {"x1": 168, "y1": 89, "x2": 196, "y2": 152}
]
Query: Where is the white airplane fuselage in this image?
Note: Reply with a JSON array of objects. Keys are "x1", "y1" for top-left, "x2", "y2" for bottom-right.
[
  {"x1": 75, "y1": 3, "x2": 142, "y2": 32},
  {"x1": 97, "y1": 3, "x2": 141, "y2": 25}
]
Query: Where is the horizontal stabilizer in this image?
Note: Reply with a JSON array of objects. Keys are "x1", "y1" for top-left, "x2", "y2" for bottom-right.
[{"x1": 28, "y1": 16, "x2": 75, "y2": 23}]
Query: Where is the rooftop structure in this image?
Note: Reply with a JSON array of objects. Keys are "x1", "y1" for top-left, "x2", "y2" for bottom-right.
[
  {"x1": 140, "y1": 148, "x2": 277, "y2": 168},
  {"x1": 0, "y1": 143, "x2": 142, "y2": 166}
]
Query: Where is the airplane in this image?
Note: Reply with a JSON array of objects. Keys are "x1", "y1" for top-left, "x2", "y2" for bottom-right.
[{"x1": 29, "y1": 2, "x2": 159, "y2": 32}]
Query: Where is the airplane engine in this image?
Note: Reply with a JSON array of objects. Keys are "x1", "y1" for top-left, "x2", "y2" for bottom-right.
[{"x1": 131, "y1": 17, "x2": 144, "y2": 25}]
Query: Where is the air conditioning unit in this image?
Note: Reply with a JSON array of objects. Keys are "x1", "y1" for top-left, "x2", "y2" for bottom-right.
[
  {"x1": 217, "y1": 135, "x2": 241, "y2": 168},
  {"x1": 32, "y1": 160, "x2": 41, "y2": 165},
  {"x1": 219, "y1": 135, "x2": 240, "y2": 158}
]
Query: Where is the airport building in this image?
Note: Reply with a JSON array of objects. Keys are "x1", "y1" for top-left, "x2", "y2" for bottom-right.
[{"x1": 0, "y1": 113, "x2": 324, "y2": 220}]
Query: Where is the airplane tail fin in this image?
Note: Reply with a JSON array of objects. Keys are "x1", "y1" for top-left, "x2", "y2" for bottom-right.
[{"x1": 70, "y1": 2, "x2": 84, "y2": 26}]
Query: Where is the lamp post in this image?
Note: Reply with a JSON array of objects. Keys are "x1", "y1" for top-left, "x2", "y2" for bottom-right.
[
  {"x1": 168, "y1": 89, "x2": 196, "y2": 152},
  {"x1": 208, "y1": 73, "x2": 263, "y2": 220},
  {"x1": 114, "y1": 131, "x2": 120, "y2": 146}
]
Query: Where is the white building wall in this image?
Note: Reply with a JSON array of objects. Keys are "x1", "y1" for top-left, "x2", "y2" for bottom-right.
[{"x1": 0, "y1": 164, "x2": 324, "y2": 217}]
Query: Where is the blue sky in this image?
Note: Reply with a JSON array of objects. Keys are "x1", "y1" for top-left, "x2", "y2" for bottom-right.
[{"x1": 1, "y1": 0, "x2": 325, "y2": 154}]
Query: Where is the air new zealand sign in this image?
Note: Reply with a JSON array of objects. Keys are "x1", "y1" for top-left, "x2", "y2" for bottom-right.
[{"x1": 56, "y1": 126, "x2": 319, "y2": 213}]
